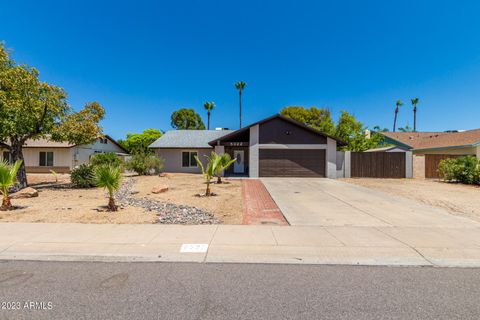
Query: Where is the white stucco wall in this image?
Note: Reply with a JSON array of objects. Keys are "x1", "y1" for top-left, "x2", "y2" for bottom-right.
[
  {"x1": 73, "y1": 138, "x2": 127, "y2": 168},
  {"x1": 249, "y1": 125, "x2": 260, "y2": 178},
  {"x1": 326, "y1": 137, "x2": 337, "y2": 178}
]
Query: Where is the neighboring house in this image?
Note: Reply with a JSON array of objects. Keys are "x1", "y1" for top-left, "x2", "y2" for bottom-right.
[
  {"x1": 365, "y1": 146, "x2": 410, "y2": 153},
  {"x1": 150, "y1": 114, "x2": 346, "y2": 178},
  {"x1": 0, "y1": 136, "x2": 128, "y2": 173},
  {"x1": 381, "y1": 130, "x2": 480, "y2": 178}
]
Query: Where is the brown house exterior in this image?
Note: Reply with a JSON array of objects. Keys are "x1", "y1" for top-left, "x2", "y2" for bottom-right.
[
  {"x1": 381, "y1": 130, "x2": 480, "y2": 178},
  {"x1": 150, "y1": 114, "x2": 346, "y2": 178}
]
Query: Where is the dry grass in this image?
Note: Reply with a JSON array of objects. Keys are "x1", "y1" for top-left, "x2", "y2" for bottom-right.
[
  {"x1": 344, "y1": 178, "x2": 480, "y2": 223},
  {"x1": 0, "y1": 173, "x2": 243, "y2": 224}
]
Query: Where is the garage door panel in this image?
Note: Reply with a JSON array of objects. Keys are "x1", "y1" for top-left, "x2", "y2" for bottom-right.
[{"x1": 259, "y1": 149, "x2": 325, "y2": 177}]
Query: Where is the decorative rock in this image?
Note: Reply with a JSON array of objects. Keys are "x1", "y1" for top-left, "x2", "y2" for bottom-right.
[
  {"x1": 11, "y1": 187, "x2": 39, "y2": 199},
  {"x1": 151, "y1": 185, "x2": 169, "y2": 194},
  {"x1": 159, "y1": 173, "x2": 169, "y2": 177}
]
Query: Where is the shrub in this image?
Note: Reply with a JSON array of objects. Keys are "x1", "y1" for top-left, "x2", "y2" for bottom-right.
[
  {"x1": 125, "y1": 153, "x2": 164, "y2": 175},
  {"x1": 94, "y1": 165, "x2": 122, "y2": 211},
  {"x1": 71, "y1": 164, "x2": 96, "y2": 188},
  {"x1": 438, "y1": 156, "x2": 480, "y2": 185},
  {"x1": 90, "y1": 152, "x2": 123, "y2": 169}
]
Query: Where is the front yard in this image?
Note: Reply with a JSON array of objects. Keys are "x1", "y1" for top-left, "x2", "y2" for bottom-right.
[
  {"x1": 343, "y1": 178, "x2": 480, "y2": 223},
  {"x1": 0, "y1": 173, "x2": 243, "y2": 224}
]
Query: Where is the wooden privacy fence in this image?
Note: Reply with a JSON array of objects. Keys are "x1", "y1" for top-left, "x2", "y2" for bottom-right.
[
  {"x1": 351, "y1": 152, "x2": 406, "y2": 178},
  {"x1": 425, "y1": 154, "x2": 462, "y2": 179}
]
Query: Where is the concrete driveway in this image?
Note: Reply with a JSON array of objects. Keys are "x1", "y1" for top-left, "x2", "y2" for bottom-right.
[{"x1": 261, "y1": 178, "x2": 480, "y2": 228}]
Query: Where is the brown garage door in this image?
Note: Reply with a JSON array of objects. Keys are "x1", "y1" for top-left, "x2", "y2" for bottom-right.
[
  {"x1": 425, "y1": 154, "x2": 462, "y2": 179},
  {"x1": 259, "y1": 149, "x2": 326, "y2": 177}
]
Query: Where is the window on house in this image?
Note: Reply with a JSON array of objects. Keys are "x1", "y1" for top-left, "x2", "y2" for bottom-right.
[
  {"x1": 2, "y1": 151, "x2": 12, "y2": 164},
  {"x1": 182, "y1": 151, "x2": 198, "y2": 167},
  {"x1": 39, "y1": 152, "x2": 54, "y2": 167}
]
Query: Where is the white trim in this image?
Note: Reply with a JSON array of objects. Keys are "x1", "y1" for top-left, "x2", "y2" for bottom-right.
[{"x1": 258, "y1": 144, "x2": 327, "y2": 149}]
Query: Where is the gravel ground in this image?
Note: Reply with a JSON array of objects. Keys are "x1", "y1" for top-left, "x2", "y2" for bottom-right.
[{"x1": 116, "y1": 178, "x2": 220, "y2": 224}]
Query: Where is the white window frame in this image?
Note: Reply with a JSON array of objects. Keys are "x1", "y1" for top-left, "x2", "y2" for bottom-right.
[{"x1": 181, "y1": 151, "x2": 198, "y2": 168}]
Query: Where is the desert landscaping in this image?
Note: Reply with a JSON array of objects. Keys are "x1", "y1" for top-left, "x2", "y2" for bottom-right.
[
  {"x1": 0, "y1": 173, "x2": 243, "y2": 224},
  {"x1": 344, "y1": 178, "x2": 480, "y2": 223}
]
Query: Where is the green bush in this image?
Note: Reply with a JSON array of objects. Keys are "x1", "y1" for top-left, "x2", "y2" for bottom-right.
[
  {"x1": 125, "y1": 153, "x2": 164, "y2": 175},
  {"x1": 70, "y1": 164, "x2": 96, "y2": 188},
  {"x1": 90, "y1": 152, "x2": 123, "y2": 169},
  {"x1": 438, "y1": 156, "x2": 480, "y2": 185}
]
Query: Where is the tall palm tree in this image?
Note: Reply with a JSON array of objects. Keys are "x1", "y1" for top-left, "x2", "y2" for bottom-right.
[
  {"x1": 235, "y1": 81, "x2": 247, "y2": 128},
  {"x1": 204, "y1": 101, "x2": 215, "y2": 130},
  {"x1": 411, "y1": 98, "x2": 419, "y2": 132},
  {"x1": 0, "y1": 160, "x2": 22, "y2": 211},
  {"x1": 94, "y1": 165, "x2": 122, "y2": 211},
  {"x1": 393, "y1": 99, "x2": 403, "y2": 132}
]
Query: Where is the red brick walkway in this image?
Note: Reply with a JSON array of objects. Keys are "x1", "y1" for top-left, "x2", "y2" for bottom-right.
[{"x1": 241, "y1": 179, "x2": 289, "y2": 225}]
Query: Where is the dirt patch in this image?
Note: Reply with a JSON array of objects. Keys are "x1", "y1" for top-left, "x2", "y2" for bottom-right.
[
  {"x1": 131, "y1": 173, "x2": 243, "y2": 224},
  {"x1": 343, "y1": 178, "x2": 480, "y2": 223},
  {"x1": 0, "y1": 173, "x2": 243, "y2": 224}
]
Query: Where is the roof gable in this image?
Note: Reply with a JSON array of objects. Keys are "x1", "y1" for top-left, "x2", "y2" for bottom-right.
[{"x1": 382, "y1": 129, "x2": 480, "y2": 150}]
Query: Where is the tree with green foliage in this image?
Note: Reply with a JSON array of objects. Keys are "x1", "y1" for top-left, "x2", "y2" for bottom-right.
[
  {"x1": 215, "y1": 153, "x2": 236, "y2": 184},
  {"x1": 204, "y1": 102, "x2": 215, "y2": 130},
  {"x1": 0, "y1": 160, "x2": 22, "y2": 210},
  {"x1": 411, "y1": 98, "x2": 419, "y2": 132},
  {"x1": 280, "y1": 106, "x2": 335, "y2": 135},
  {"x1": 118, "y1": 128, "x2": 162, "y2": 154},
  {"x1": 125, "y1": 152, "x2": 164, "y2": 175},
  {"x1": 94, "y1": 165, "x2": 122, "y2": 211},
  {"x1": 235, "y1": 81, "x2": 246, "y2": 128},
  {"x1": 0, "y1": 43, "x2": 104, "y2": 188},
  {"x1": 335, "y1": 111, "x2": 384, "y2": 151},
  {"x1": 171, "y1": 108, "x2": 205, "y2": 130},
  {"x1": 398, "y1": 125, "x2": 413, "y2": 132},
  {"x1": 393, "y1": 99, "x2": 403, "y2": 132},
  {"x1": 90, "y1": 152, "x2": 124, "y2": 168},
  {"x1": 194, "y1": 152, "x2": 221, "y2": 196}
]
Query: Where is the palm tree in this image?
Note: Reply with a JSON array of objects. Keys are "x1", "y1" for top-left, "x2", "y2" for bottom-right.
[
  {"x1": 234, "y1": 81, "x2": 247, "y2": 128},
  {"x1": 204, "y1": 101, "x2": 215, "y2": 130},
  {"x1": 194, "y1": 152, "x2": 221, "y2": 196},
  {"x1": 215, "y1": 153, "x2": 236, "y2": 184},
  {"x1": 393, "y1": 99, "x2": 403, "y2": 132},
  {"x1": 411, "y1": 98, "x2": 419, "y2": 132},
  {"x1": 94, "y1": 165, "x2": 122, "y2": 211},
  {"x1": 0, "y1": 160, "x2": 22, "y2": 211}
]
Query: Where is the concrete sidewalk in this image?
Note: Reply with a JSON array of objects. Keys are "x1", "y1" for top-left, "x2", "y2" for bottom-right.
[{"x1": 1, "y1": 223, "x2": 480, "y2": 267}]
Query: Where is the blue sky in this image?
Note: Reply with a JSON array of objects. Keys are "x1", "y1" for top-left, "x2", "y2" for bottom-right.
[{"x1": 2, "y1": 0, "x2": 480, "y2": 139}]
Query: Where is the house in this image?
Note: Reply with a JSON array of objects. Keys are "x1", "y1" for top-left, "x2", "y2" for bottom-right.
[
  {"x1": 149, "y1": 114, "x2": 346, "y2": 178},
  {"x1": 0, "y1": 135, "x2": 128, "y2": 173},
  {"x1": 381, "y1": 130, "x2": 480, "y2": 178}
]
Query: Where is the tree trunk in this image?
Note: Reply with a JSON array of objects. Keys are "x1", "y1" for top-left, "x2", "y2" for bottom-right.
[
  {"x1": 208, "y1": 112, "x2": 211, "y2": 130},
  {"x1": 239, "y1": 91, "x2": 243, "y2": 129},
  {"x1": 206, "y1": 181, "x2": 211, "y2": 196},
  {"x1": 108, "y1": 197, "x2": 118, "y2": 212},
  {"x1": 217, "y1": 175, "x2": 222, "y2": 184},
  {"x1": 393, "y1": 109, "x2": 398, "y2": 132},
  {"x1": 10, "y1": 140, "x2": 28, "y2": 189},
  {"x1": 413, "y1": 106, "x2": 417, "y2": 132},
  {"x1": 1, "y1": 196, "x2": 12, "y2": 211}
]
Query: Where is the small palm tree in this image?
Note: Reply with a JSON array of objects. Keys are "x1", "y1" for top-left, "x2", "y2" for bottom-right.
[
  {"x1": 194, "y1": 152, "x2": 221, "y2": 196},
  {"x1": 393, "y1": 99, "x2": 403, "y2": 132},
  {"x1": 215, "y1": 153, "x2": 236, "y2": 184},
  {"x1": 235, "y1": 81, "x2": 247, "y2": 128},
  {"x1": 0, "y1": 160, "x2": 22, "y2": 211},
  {"x1": 411, "y1": 98, "x2": 419, "y2": 132},
  {"x1": 204, "y1": 101, "x2": 215, "y2": 130},
  {"x1": 94, "y1": 165, "x2": 122, "y2": 211}
]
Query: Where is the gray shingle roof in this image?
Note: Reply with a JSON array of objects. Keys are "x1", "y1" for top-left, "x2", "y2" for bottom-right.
[{"x1": 149, "y1": 130, "x2": 234, "y2": 149}]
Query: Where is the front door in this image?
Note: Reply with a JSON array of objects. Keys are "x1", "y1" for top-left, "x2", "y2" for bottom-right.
[{"x1": 233, "y1": 150, "x2": 245, "y2": 173}]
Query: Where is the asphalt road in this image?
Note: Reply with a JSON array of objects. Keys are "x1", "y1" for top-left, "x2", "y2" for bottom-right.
[{"x1": 0, "y1": 261, "x2": 479, "y2": 320}]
